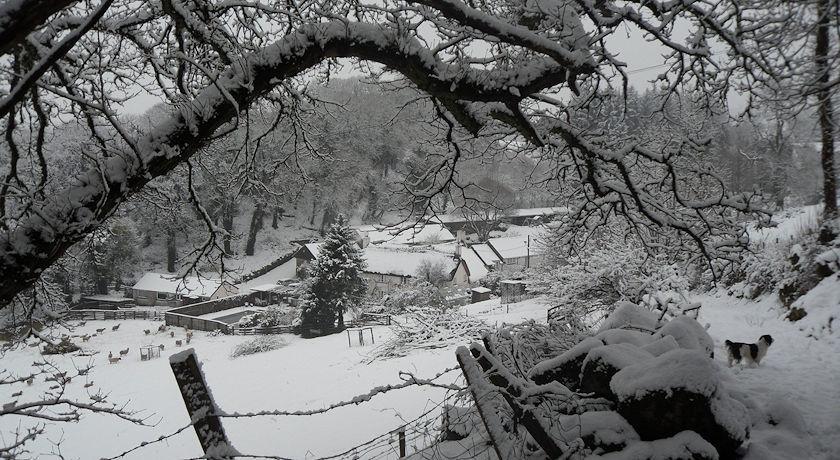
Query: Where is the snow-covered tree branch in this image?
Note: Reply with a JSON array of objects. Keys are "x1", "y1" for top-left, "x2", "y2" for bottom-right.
[{"x1": 0, "y1": 0, "x2": 803, "y2": 307}]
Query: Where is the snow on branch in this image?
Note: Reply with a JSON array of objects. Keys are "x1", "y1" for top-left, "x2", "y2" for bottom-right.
[{"x1": 0, "y1": 19, "x2": 580, "y2": 307}]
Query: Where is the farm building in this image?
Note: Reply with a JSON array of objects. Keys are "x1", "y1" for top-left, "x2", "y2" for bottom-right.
[
  {"x1": 295, "y1": 242, "x2": 464, "y2": 295},
  {"x1": 470, "y1": 243, "x2": 502, "y2": 269},
  {"x1": 433, "y1": 207, "x2": 567, "y2": 231},
  {"x1": 355, "y1": 223, "x2": 455, "y2": 246},
  {"x1": 247, "y1": 283, "x2": 299, "y2": 305},
  {"x1": 131, "y1": 273, "x2": 239, "y2": 308},
  {"x1": 485, "y1": 234, "x2": 545, "y2": 270},
  {"x1": 452, "y1": 244, "x2": 491, "y2": 284}
]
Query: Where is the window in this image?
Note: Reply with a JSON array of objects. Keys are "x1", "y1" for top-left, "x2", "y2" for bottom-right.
[{"x1": 157, "y1": 292, "x2": 167, "y2": 300}]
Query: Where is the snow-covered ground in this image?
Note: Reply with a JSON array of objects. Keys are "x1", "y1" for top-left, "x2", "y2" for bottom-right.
[
  {"x1": 0, "y1": 298, "x2": 548, "y2": 459},
  {"x1": 1, "y1": 291, "x2": 838, "y2": 459},
  {"x1": 694, "y1": 288, "x2": 840, "y2": 459}
]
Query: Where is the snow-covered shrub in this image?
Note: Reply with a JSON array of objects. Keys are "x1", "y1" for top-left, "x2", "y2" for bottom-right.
[
  {"x1": 534, "y1": 231, "x2": 690, "y2": 328},
  {"x1": 371, "y1": 307, "x2": 486, "y2": 359},
  {"x1": 486, "y1": 320, "x2": 588, "y2": 379},
  {"x1": 382, "y1": 281, "x2": 445, "y2": 313},
  {"x1": 230, "y1": 335, "x2": 286, "y2": 358},
  {"x1": 414, "y1": 259, "x2": 450, "y2": 287},
  {"x1": 478, "y1": 271, "x2": 504, "y2": 295},
  {"x1": 237, "y1": 305, "x2": 299, "y2": 328},
  {"x1": 42, "y1": 337, "x2": 81, "y2": 355}
]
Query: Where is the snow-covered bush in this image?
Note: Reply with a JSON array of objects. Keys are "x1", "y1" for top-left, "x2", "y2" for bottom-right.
[
  {"x1": 414, "y1": 259, "x2": 450, "y2": 287},
  {"x1": 534, "y1": 230, "x2": 690, "y2": 327},
  {"x1": 237, "y1": 305, "x2": 299, "y2": 328},
  {"x1": 371, "y1": 307, "x2": 486, "y2": 359},
  {"x1": 486, "y1": 320, "x2": 588, "y2": 378},
  {"x1": 478, "y1": 271, "x2": 504, "y2": 295},
  {"x1": 382, "y1": 281, "x2": 445, "y2": 313},
  {"x1": 230, "y1": 335, "x2": 286, "y2": 358},
  {"x1": 721, "y1": 216, "x2": 837, "y2": 308}
]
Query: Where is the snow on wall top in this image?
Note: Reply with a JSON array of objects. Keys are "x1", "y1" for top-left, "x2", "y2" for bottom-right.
[
  {"x1": 608, "y1": 342, "x2": 752, "y2": 452},
  {"x1": 610, "y1": 349, "x2": 722, "y2": 399},
  {"x1": 132, "y1": 272, "x2": 225, "y2": 298}
]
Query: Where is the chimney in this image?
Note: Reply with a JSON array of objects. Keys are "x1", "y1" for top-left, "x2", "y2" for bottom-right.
[
  {"x1": 360, "y1": 231, "x2": 370, "y2": 248},
  {"x1": 454, "y1": 243, "x2": 462, "y2": 259},
  {"x1": 456, "y1": 229, "x2": 467, "y2": 244}
]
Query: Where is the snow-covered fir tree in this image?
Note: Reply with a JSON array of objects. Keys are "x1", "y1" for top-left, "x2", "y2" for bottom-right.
[{"x1": 299, "y1": 215, "x2": 367, "y2": 336}]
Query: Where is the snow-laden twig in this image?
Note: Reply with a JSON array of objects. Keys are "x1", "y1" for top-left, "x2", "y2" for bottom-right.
[{"x1": 369, "y1": 307, "x2": 489, "y2": 360}]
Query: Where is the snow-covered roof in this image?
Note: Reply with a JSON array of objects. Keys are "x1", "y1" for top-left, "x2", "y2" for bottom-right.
[
  {"x1": 303, "y1": 242, "x2": 321, "y2": 260},
  {"x1": 433, "y1": 207, "x2": 566, "y2": 223},
  {"x1": 460, "y1": 246, "x2": 490, "y2": 282},
  {"x1": 363, "y1": 246, "x2": 457, "y2": 277},
  {"x1": 507, "y1": 207, "x2": 567, "y2": 218},
  {"x1": 249, "y1": 284, "x2": 281, "y2": 293},
  {"x1": 301, "y1": 240, "x2": 458, "y2": 278},
  {"x1": 132, "y1": 273, "x2": 226, "y2": 298},
  {"x1": 471, "y1": 243, "x2": 501, "y2": 266},
  {"x1": 487, "y1": 235, "x2": 544, "y2": 260},
  {"x1": 357, "y1": 223, "x2": 455, "y2": 245},
  {"x1": 81, "y1": 294, "x2": 132, "y2": 302}
]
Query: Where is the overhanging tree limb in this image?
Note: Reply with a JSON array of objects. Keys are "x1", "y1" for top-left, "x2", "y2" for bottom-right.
[{"x1": 0, "y1": 21, "x2": 574, "y2": 306}]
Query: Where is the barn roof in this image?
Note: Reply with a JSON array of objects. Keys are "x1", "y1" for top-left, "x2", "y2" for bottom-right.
[
  {"x1": 459, "y1": 246, "x2": 490, "y2": 282},
  {"x1": 363, "y1": 246, "x2": 457, "y2": 277},
  {"x1": 486, "y1": 234, "x2": 544, "y2": 261},
  {"x1": 471, "y1": 243, "x2": 501, "y2": 266},
  {"x1": 133, "y1": 273, "x2": 226, "y2": 298},
  {"x1": 357, "y1": 223, "x2": 455, "y2": 245}
]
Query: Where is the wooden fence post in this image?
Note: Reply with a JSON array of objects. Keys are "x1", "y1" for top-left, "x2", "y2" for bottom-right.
[
  {"x1": 170, "y1": 349, "x2": 237, "y2": 459},
  {"x1": 457, "y1": 343, "x2": 565, "y2": 458}
]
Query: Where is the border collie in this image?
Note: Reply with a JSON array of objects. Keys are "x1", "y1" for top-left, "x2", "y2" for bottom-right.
[{"x1": 724, "y1": 335, "x2": 774, "y2": 367}]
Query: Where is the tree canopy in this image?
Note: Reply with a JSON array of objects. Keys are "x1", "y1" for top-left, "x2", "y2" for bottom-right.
[{"x1": 1, "y1": 0, "x2": 837, "y2": 309}]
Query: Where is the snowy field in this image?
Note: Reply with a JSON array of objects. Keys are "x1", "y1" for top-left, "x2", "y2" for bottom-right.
[
  {"x1": 0, "y1": 298, "x2": 547, "y2": 459},
  {"x1": 1, "y1": 293, "x2": 838, "y2": 459}
]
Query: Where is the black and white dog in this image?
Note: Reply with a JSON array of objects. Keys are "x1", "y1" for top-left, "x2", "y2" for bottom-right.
[{"x1": 724, "y1": 335, "x2": 774, "y2": 367}]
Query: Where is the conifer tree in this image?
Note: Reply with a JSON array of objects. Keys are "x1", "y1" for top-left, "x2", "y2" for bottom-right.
[{"x1": 299, "y1": 215, "x2": 367, "y2": 336}]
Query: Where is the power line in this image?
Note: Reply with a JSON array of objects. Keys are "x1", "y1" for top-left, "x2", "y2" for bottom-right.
[{"x1": 625, "y1": 63, "x2": 670, "y2": 75}]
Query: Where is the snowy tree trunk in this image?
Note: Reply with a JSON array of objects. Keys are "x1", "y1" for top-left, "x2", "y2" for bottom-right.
[
  {"x1": 319, "y1": 207, "x2": 337, "y2": 235},
  {"x1": 271, "y1": 206, "x2": 283, "y2": 230},
  {"x1": 244, "y1": 204, "x2": 264, "y2": 257},
  {"x1": 222, "y1": 205, "x2": 234, "y2": 255},
  {"x1": 166, "y1": 231, "x2": 177, "y2": 273},
  {"x1": 95, "y1": 276, "x2": 109, "y2": 295},
  {"x1": 816, "y1": 0, "x2": 838, "y2": 225}
]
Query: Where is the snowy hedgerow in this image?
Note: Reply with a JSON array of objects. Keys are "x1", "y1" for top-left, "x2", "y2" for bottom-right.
[
  {"x1": 230, "y1": 335, "x2": 286, "y2": 358},
  {"x1": 536, "y1": 228, "x2": 690, "y2": 328},
  {"x1": 414, "y1": 259, "x2": 450, "y2": 287},
  {"x1": 299, "y1": 214, "x2": 367, "y2": 336},
  {"x1": 237, "y1": 305, "x2": 299, "y2": 328},
  {"x1": 382, "y1": 281, "x2": 445, "y2": 313}
]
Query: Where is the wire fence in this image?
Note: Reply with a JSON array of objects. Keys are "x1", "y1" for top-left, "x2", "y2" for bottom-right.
[
  {"x1": 314, "y1": 391, "x2": 462, "y2": 460},
  {"x1": 65, "y1": 309, "x2": 164, "y2": 321}
]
